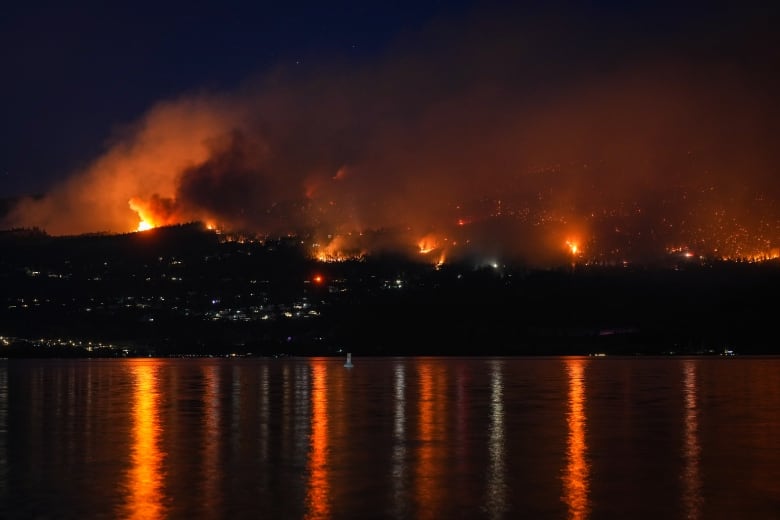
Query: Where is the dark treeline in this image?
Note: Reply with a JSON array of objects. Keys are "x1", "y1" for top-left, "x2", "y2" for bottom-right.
[{"x1": 1, "y1": 224, "x2": 779, "y2": 357}]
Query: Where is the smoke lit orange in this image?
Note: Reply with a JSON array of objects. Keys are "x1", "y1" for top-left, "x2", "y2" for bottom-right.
[{"x1": 2, "y1": 16, "x2": 778, "y2": 268}]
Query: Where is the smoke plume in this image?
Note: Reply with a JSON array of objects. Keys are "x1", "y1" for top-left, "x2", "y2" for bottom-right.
[{"x1": 5, "y1": 4, "x2": 779, "y2": 265}]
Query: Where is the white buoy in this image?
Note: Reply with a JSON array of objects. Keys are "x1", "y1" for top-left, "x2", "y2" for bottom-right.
[{"x1": 344, "y1": 352, "x2": 353, "y2": 368}]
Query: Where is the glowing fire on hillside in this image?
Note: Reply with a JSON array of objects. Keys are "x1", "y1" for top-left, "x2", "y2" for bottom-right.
[
  {"x1": 312, "y1": 234, "x2": 367, "y2": 263},
  {"x1": 120, "y1": 185, "x2": 780, "y2": 267},
  {"x1": 0, "y1": 2, "x2": 777, "y2": 272},
  {"x1": 129, "y1": 198, "x2": 160, "y2": 232},
  {"x1": 136, "y1": 220, "x2": 153, "y2": 232}
]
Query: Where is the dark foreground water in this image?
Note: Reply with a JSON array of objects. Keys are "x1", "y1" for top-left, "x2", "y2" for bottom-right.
[{"x1": 0, "y1": 356, "x2": 778, "y2": 519}]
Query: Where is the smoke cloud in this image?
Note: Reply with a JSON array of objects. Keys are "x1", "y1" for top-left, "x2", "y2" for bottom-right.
[{"x1": 5, "y1": 4, "x2": 779, "y2": 265}]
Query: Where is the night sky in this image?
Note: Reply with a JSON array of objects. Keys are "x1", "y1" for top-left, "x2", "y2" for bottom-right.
[{"x1": 2, "y1": 2, "x2": 779, "y2": 264}]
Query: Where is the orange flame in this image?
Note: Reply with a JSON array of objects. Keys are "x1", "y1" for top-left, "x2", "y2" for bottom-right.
[
  {"x1": 418, "y1": 233, "x2": 441, "y2": 254},
  {"x1": 129, "y1": 198, "x2": 160, "y2": 232},
  {"x1": 128, "y1": 195, "x2": 200, "y2": 233},
  {"x1": 312, "y1": 234, "x2": 366, "y2": 262},
  {"x1": 136, "y1": 220, "x2": 153, "y2": 232}
]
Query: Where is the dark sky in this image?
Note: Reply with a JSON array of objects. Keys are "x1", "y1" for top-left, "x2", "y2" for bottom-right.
[{"x1": 2, "y1": 1, "x2": 779, "y2": 263}]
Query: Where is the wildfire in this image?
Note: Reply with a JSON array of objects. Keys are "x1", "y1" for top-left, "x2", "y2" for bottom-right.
[
  {"x1": 713, "y1": 248, "x2": 780, "y2": 263},
  {"x1": 137, "y1": 220, "x2": 154, "y2": 232},
  {"x1": 315, "y1": 251, "x2": 352, "y2": 262},
  {"x1": 418, "y1": 234, "x2": 442, "y2": 254},
  {"x1": 312, "y1": 235, "x2": 366, "y2": 262},
  {"x1": 129, "y1": 198, "x2": 161, "y2": 233},
  {"x1": 417, "y1": 233, "x2": 451, "y2": 267},
  {"x1": 566, "y1": 240, "x2": 581, "y2": 256}
]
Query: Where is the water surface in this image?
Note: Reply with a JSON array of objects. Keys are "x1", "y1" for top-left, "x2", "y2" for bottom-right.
[{"x1": 1, "y1": 356, "x2": 778, "y2": 519}]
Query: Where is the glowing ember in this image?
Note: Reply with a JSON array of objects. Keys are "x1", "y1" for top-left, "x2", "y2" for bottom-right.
[{"x1": 566, "y1": 240, "x2": 580, "y2": 256}]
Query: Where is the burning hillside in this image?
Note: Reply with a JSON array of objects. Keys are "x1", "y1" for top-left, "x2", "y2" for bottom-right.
[{"x1": 3, "y1": 5, "x2": 779, "y2": 267}]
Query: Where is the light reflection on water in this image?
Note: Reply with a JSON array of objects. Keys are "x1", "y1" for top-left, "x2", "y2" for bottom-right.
[
  {"x1": 305, "y1": 361, "x2": 330, "y2": 520},
  {"x1": 415, "y1": 362, "x2": 446, "y2": 520},
  {"x1": 125, "y1": 360, "x2": 166, "y2": 519},
  {"x1": 259, "y1": 363, "x2": 270, "y2": 466},
  {"x1": 392, "y1": 361, "x2": 407, "y2": 518},
  {"x1": 486, "y1": 359, "x2": 506, "y2": 519},
  {"x1": 563, "y1": 358, "x2": 590, "y2": 520},
  {"x1": 201, "y1": 364, "x2": 219, "y2": 517},
  {"x1": 2, "y1": 356, "x2": 780, "y2": 519},
  {"x1": 682, "y1": 360, "x2": 702, "y2": 520}
]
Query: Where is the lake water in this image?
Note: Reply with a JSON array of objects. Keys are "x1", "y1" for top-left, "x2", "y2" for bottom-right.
[{"x1": 0, "y1": 356, "x2": 778, "y2": 519}]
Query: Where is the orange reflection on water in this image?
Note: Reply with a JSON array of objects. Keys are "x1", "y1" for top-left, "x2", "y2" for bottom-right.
[
  {"x1": 415, "y1": 362, "x2": 447, "y2": 520},
  {"x1": 682, "y1": 360, "x2": 702, "y2": 519},
  {"x1": 202, "y1": 365, "x2": 220, "y2": 516},
  {"x1": 393, "y1": 362, "x2": 407, "y2": 517},
  {"x1": 126, "y1": 361, "x2": 166, "y2": 519},
  {"x1": 563, "y1": 358, "x2": 590, "y2": 520},
  {"x1": 305, "y1": 361, "x2": 330, "y2": 520}
]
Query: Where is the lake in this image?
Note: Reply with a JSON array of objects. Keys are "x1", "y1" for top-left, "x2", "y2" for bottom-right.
[{"x1": 0, "y1": 356, "x2": 778, "y2": 519}]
